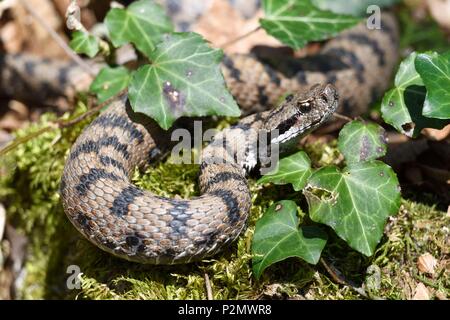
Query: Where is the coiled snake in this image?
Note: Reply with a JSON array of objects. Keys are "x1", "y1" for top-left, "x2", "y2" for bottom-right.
[{"x1": 0, "y1": 11, "x2": 399, "y2": 264}]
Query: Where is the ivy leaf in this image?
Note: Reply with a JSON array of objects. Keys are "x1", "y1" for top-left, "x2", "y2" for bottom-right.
[
  {"x1": 260, "y1": 0, "x2": 360, "y2": 49},
  {"x1": 90, "y1": 67, "x2": 131, "y2": 102},
  {"x1": 415, "y1": 52, "x2": 450, "y2": 119},
  {"x1": 257, "y1": 151, "x2": 312, "y2": 191},
  {"x1": 381, "y1": 53, "x2": 448, "y2": 137},
  {"x1": 312, "y1": 0, "x2": 399, "y2": 16},
  {"x1": 128, "y1": 32, "x2": 240, "y2": 130},
  {"x1": 338, "y1": 121, "x2": 387, "y2": 164},
  {"x1": 105, "y1": 0, "x2": 173, "y2": 57},
  {"x1": 252, "y1": 200, "x2": 327, "y2": 279},
  {"x1": 304, "y1": 161, "x2": 401, "y2": 256},
  {"x1": 69, "y1": 31, "x2": 99, "y2": 58}
]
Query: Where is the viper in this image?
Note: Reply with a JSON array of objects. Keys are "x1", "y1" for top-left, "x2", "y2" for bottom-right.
[{"x1": 0, "y1": 8, "x2": 399, "y2": 264}]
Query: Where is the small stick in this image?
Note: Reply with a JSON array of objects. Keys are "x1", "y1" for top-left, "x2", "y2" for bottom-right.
[
  {"x1": 0, "y1": 125, "x2": 55, "y2": 157},
  {"x1": 204, "y1": 273, "x2": 214, "y2": 300},
  {"x1": 220, "y1": 26, "x2": 262, "y2": 49},
  {"x1": 320, "y1": 258, "x2": 384, "y2": 300},
  {"x1": 18, "y1": 0, "x2": 95, "y2": 76},
  {"x1": 333, "y1": 113, "x2": 353, "y2": 122},
  {"x1": 320, "y1": 257, "x2": 346, "y2": 285},
  {"x1": 0, "y1": 90, "x2": 127, "y2": 157},
  {"x1": 57, "y1": 89, "x2": 127, "y2": 128}
]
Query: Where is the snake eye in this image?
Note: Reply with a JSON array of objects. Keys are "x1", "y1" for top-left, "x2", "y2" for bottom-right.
[
  {"x1": 321, "y1": 94, "x2": 329, "y2": 104},
  {"x1": 298, "y1": 101, "x2": 311, "y2": 113}
]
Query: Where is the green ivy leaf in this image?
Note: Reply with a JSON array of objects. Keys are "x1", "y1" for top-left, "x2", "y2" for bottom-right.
[
  {"x1": 90, "y1": 66, "x2": 131, "y2": 102},
  {"x1": 128, "y1": 32, "x2": 240, "y2": 130},
  {"x1": 69, "y1": 31, "x2": 99, "y2": 58},
  {"x1": 257, "y1": 151, "x2": 312, "y2": 191},
  {"x1": 415, "y1": 52, "x2": 450, "y2": 119},
  {"x1": 260, "y1": 0, "x2": 360, "y2": 49},
  {"x1": 252, "y1": 200, "x2": 327, "y2": 279},
  {"x1": 312, "y1": 0, "x2": 399, "y2": 16},
  {"x1": 381, "y1": 52, "x2": 448, "y2": 137},
  {"x1": 304, "y1": 161, "x2": 401, "y2": 257},
  {"x1": 338, "y1": 121, "x2": 387, "y2": 164},
  {"x1": 105, "y1": 0, "x2": 173, "y2": 57}
]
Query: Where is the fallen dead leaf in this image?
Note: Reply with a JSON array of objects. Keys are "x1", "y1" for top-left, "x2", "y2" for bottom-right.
[
  {"x1": 426, "y1": 0, "x2": 450, "y2": 30},
  {"x1": 9, "y1": 0, "x2": 68, "y2": 58},
  {"x1": 193, "y1": 0, "x2": 280, "y2": 54},
  {"x1": 417, "y1": 253, "x2": 438, "y2": 275},
  {"x1": 8, "y1": 100, "x2": 29, "y2": 118},
  {"x1": 0, "y1": 21, "x2": 22, "y2": 52},
  {"x1": 422, "y1": 124, "x2": 450, "y2": 141},
  {"x1": 435, "y1": 290, "x2": 448, "y2": 300},
  {"x1": 412, "y1": 282, "x2": 431, "y2": 300}
]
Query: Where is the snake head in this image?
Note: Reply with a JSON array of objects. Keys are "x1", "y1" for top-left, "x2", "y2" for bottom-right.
[{"x1": 265, "y1": 83, "x2": 339, "y2": 147}]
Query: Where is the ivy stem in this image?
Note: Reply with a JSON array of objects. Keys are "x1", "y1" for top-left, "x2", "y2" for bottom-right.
[
  {"x1": 18, "y1": 0, "x2": 95, "y2": 76},
  {"x1": 220, "y1": 26, "x2": 262, "y2": 49}
]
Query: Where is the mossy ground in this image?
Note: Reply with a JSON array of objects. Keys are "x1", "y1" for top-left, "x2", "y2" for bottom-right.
[{"x1": 0, "y1": 101, "x2": 448, "y2": 300}]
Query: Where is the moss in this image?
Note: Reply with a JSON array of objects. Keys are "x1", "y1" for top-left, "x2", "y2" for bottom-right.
[{"x1": 0, "y1": 104, "x2": 448, "y2": 300}]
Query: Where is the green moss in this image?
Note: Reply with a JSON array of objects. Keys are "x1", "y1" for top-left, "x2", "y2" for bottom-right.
[{"x1": 0, "y1": 105, "x2": 448, "y2": 300}]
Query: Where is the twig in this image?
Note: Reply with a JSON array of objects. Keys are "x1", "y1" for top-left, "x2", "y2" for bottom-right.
[
  {"x1": 204, "y1": 273, "x2": 213, "y2": 300},
  {"x1": 333, "y1": 113, "x2": 353, "y2": 122},
  {"x1": 0, "y1": 126, "x2": 56, "y2": 158},
  {"x1": 220, "y1": 26, "x2": 262, "y2": 49},
  {"x1": 320, "y1": 258, "x2": 384, "y2": 300},
  {"x1": 0, "y1": 90, "x2": 127, "y2": 158},
  {"x1": 57, "y1": 89, "x2": 127, "y2": 128},
  {"x1": 18, "y1": 0, "x2": 95, "y2": 76},
  {"x1": 320, "y1": 258, "x2": 346, "y2": 285}
]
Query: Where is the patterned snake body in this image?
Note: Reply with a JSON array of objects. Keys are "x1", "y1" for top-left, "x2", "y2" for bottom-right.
[
  {"x1": 60, "y1": 85, "x2": 338, "y2": 264},
  {"x1": 0, "y1": 11, "x2": 399, "y2": 264}
]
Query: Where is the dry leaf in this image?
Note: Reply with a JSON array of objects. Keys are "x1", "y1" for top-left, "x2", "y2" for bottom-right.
[
  {"x1": 10, "y1": 0, "x2": 67, "y2": 58},
  {"x1": 435, "y1": 290, "x2": 448, "y2": 300},
  {"x1": 412, "y1": 282, "x2": 431, "y2": 300},
  {"x1": 193, "y1": 0, "x2": 280, "y2": 54},
  {"x1": 422, "y1": 124, "x2": 450, "y2": 141},
  {"x1": 0, "y1": 22, "x2": 22, "y2": 52},
  {"x1": 417, "y1": 253, "x2": 438, "y2": 275},
  {"x1": 426, "y1": 0, "x2": 450, "y2": 30}
]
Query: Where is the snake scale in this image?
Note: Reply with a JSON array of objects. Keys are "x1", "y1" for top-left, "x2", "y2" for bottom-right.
[{"x1": 0, "y1": 7, "x2": 399, "y2": 264}]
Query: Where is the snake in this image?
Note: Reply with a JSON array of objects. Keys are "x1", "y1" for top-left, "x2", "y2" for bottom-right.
[{"x1": 0, "y1": 7, "x2": 399, "y2": 264}]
